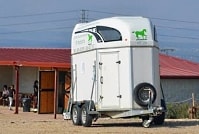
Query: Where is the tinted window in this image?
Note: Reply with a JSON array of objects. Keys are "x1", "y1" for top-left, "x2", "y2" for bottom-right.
[{"x1": 97, "y1": 26, "x2": 122, "y2": 42}]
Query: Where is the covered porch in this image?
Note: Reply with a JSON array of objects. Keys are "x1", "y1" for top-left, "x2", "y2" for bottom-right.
[{"x1": 0, "y1": 48, "x2": 71, "y2": 118}]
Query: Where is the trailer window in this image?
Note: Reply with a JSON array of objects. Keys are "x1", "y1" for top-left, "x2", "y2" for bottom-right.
[{"x1": 97, "y1": 26, "x2": 122, "y2": 42}]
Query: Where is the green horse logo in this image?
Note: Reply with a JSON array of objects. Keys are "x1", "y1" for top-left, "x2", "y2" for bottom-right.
[
  {"x1": 132, "y1": 29, "x2": 147, "y2": 40},
  {"x1": 88, "y1": 34, "x2": 93, "y2": 45}
]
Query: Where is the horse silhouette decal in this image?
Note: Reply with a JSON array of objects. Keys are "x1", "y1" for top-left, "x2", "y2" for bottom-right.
[{"x1": 132, "y1": 29, "x2": 147, "y2": 40}]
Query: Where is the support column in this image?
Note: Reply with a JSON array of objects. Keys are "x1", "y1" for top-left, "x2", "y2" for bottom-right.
[
  {"x1": 54, "y1": 68, "x2": 58, "y2": 119},
  {"x1": 14, "y1": 65, "x2": 20, "y2": 114}
]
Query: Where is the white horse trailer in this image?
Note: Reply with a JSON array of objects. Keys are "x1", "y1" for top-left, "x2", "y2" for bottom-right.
[{"x1": 66, "y1": 16, "x2": 166, "y2": 127}]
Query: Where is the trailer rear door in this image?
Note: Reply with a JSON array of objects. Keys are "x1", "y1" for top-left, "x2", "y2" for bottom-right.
[{"x1": 98, "y1": 51, "x2": 121, "y2": 109}]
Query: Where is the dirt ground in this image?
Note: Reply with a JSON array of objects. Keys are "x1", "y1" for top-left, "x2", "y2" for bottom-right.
[{"x1": 0, "y1": 106, "x2": 199, "y2": 134}]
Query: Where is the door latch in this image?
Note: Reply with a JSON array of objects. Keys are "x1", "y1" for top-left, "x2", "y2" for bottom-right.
[{"x1": 116, "y1": 60, "x2": 121, "y2": 64}]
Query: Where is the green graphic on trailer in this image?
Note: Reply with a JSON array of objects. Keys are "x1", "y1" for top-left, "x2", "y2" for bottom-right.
[
  {"x1": 88, "y1": 34, "x2": 93, "y2": 45},
  {"x1": 132, "y1": 29, "x2": 147, "y2": 40}
]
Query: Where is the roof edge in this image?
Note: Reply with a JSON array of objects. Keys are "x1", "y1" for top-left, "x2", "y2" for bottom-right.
[{"x1": 0, "y1": 61, "x2": 70, "y2": 68}]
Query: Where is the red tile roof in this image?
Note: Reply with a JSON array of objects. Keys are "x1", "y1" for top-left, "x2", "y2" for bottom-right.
[
  {"x1": 0, "y1": 48, "x2": 71, "y2": 68},
  {"x1": 160, "y1": 54, "x2": 199, "y2": 78},
  {"x1": 0, "y1": 48, "x2": 199, "y2": 78}
]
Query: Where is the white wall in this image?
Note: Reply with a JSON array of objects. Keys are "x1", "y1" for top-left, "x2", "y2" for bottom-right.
[
  {"x1": 19, "y1": 67, "x2": 39, "y2": 93},
  {"x1": 0, "y1": 66, "x2": 38, "y2": 93},
  {"x1": 161, "y1": 79, "x2": 199, "y2": 103},
  {"x1": 0, "y1": 66, "x2": 13, "y2": 91}
]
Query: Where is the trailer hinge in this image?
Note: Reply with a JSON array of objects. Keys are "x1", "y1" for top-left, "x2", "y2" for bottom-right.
[
  {"x1": 116, "y1": 60, "x2": 121, "y2": 64},
  {"x1": 117, "y1": 95, "x2": 122, "y2": 98},
  {"x1": 100, "y1": 95, "x2": 104, "y2": 99},
  {"x1": 100, "y1": 76, "x2": 103, "y2": 84}
]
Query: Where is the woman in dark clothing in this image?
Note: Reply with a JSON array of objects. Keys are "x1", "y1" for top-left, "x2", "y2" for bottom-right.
[
  {"x1": 33, "y1": 80, "x2": 38, "y2": 109},
  {"x1": 8, "y1": 85, "x2": 15, "y2": 110},
  {"x1": 33, "y1": 80, "x2": 38, "y2": 97}
]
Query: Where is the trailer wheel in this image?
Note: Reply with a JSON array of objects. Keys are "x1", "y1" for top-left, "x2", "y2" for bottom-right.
[
  {"x1": 81, "y1": 103, "x2": 93, "y2": 127},
  {"x1": 153, "y1": 112, "x2": 165, "y2": 125},
  {"x1": 142, "y1": 120, "x2": 151, "y2": 128},
  {"x1": 71, "y1": 105, "x2": 82, "y2": 125},
  {"x1": 134, "y1": 83, "x2": 156, "y2": 107},
  {"x1": 142, "y1": 116, "x2": 153, "y2": 128}
]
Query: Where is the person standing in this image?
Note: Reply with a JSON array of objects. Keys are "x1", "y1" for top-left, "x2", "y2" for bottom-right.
[
  {"x1": 1, "y1": 85, "x2": 8, "y2": 100},
  {"x1": 33, "y1": 80, "x2": 38, "y2": 109},
  {"x1": 8, "y1": 85, "x2": 15, "y2": 110},
  {"x1": 0, "y1": 85, "x2": 9, "y2": 106}
]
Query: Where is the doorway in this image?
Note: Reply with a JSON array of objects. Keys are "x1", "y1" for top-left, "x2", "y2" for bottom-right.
[{"x1": 39, "y1": 71, "x2": 55, "y2": 113}]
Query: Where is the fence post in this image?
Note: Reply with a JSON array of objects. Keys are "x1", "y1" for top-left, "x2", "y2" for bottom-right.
[
  {"x1": 189, "y1": 93, "x2": 197, "y2": 119},
  {"x1": 192, "y1": 93, "x2": 195, "y2": 107}
]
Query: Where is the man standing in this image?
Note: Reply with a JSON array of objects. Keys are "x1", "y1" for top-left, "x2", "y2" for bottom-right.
[{"x1": 8, "y1": 85, "x2": 15, "y2": 110}]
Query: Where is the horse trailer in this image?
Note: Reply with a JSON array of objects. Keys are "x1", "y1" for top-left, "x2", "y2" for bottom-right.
[{"x1": 65, "y1": 16, "x2": 166, "y2": 127}]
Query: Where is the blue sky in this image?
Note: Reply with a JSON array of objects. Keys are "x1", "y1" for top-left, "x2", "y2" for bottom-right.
[{"x1": 0, "y1": 0, "x2": 199, "y2": 62}]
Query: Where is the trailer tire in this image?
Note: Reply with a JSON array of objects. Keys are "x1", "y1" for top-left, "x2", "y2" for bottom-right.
[
  {"x1": 134, "y1": 83, "x2": 156, "y2": 107},
  {"x1": 81, "y1": 103, "x2": 93, "y2": 127},
  {"x1": 71, "y1": 105, "x2": 82, "y2": 125}
]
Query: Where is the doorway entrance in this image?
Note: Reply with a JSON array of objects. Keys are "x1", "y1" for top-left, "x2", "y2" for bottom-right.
[{"x1": 39, "y1": 71, "x2": 55, "y2": 113}]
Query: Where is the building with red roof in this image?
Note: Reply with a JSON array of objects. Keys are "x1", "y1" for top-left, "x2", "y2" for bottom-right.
[
  {"x1": 159, "y1": 54, "x2": 199, "y2": 103},
  {"x1": 0, "y1": 48, "x2": 199, "y2": 113},
  {"x1": 0, "y1": 48, "x2": 71, "y2": 115},
  {"x1": 0, "y1": 48, "x2": 70, "y2": 68},
  {"x1": 160, "y1": 54, "x2": 199, "y2": 79}
]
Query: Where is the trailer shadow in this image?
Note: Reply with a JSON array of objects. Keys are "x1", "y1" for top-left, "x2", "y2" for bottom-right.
[
  {"x1": 92, "y1": 119, "x2": 199, "y2": 128},
  {"x1": 92, "y1": 121, "x2": 143, "y2": 128}
]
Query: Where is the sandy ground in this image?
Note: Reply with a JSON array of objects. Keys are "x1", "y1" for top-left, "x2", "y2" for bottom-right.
[{"x1": 0, "y1": 106, "x2": 199, "y2": 134}]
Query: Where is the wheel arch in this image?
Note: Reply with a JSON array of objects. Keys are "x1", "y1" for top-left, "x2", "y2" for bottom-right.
[{"x1": 71, "y1": 100, "x2": 96, "y2": 112}]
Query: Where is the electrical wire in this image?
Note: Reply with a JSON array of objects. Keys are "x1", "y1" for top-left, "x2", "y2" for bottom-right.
[
  {"x1": 1, "y1": 9, "x2": 199, "y2": 25},
  {"x1": 0, "y1": 26, "x2": 74, "y2": 34},
  {"x1": 89, "y1": 10, "x2": 199, "y2": 25},
  {"x1": 158, "y1": 34, "x2": 199, "y2": 40},
  {"x1": 157, "y1": 25, "x2": 199, "y2": 32},
  {"x1": 88, "y1": 10, "x2": 122, "y2": 16},
  {"x1": 0, "y1": 18, "x2": 78, "y2": 27},
  {"x1": 0, "y1": 10, "x2": 78, "y2": 19},
  {"x1": 0, "y1": 9, "x2": 199, "y2": 41},
  {"x1": 150, "y1": 17, "x2": 199, "y2": 24}
]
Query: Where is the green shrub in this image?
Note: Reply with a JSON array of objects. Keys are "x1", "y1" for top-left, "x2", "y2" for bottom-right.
[{"x1": 166, "y1": 103, "x2": 190, "y2": 119}]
